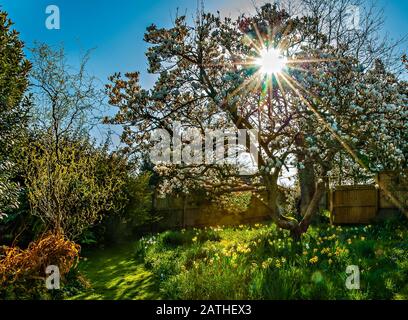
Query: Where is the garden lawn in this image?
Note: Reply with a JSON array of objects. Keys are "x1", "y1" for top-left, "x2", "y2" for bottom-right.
[
  {"x1": 71, "y1": 217, "x2": 408, "y2": 300},
  {"x1": 70, "y1": 242, "x2": 161, "y2": 300},
  {"x1": 137, "y1": 219, "x2": 408, "y2": 300}
]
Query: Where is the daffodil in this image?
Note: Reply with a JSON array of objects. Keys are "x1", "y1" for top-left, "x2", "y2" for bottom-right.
[
  {"x1": 309, "y1": 256, "x2": 319, "y2": 264},
  {"x1": 321, "y1": 248, "x2": 330, "y2": 255}
]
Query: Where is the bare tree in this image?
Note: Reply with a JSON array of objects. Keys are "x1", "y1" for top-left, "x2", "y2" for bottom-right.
[{"x1": 29, "y1": 43, "x2": 104, "y2": 157}]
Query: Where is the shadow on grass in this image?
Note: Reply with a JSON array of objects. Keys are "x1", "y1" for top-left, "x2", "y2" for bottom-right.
[{"x1": 70, "y1": 242, "x2": 161, "y2": 300}]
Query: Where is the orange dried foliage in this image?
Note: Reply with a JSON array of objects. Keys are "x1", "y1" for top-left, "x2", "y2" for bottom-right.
[{"x1": 0, "y1": 232, "x2": 80, "y2": 286}]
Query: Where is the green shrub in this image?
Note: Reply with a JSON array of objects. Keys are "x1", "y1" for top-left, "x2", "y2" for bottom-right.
[
  {"x1": 159, "y1": 229, "x2": 221, "y2": 247},
  {"x1": 81, "y1": 172, "x2": 154, "y2": 246}
]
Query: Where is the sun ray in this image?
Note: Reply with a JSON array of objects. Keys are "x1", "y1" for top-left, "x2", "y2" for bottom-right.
[
  {"x1": 280, "y1": 73, "x2": 408, "y2": 216},
  {"x1": 280, "y1": 72, "x2": 367, "y2": 170},
  {"x1": 243, "y1": 34, "x2": 263, "y2": 54},
  {"x1": 252, "y1": 22, "x2": 266, "y2": 50},
  {"x1": 287, "y1": 58, "x2": 338, "y2": 64},
  {"x1": 226, "y1": 72, "x2": 262, "y2": 102},
  {"x1": 285, "y1": 65, "x2": 309, "y2": 73},
  {"x1": 236, "y1": 24, "x2": 407, "y2": 217},
  {"x1": 275, "y1": 73, "x2": 289, "y2": 111}
]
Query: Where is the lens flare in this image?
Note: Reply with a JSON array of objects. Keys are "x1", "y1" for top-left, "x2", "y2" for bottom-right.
[{"x1": 256, "y1": 48, "x2": 288, "y2": 75}]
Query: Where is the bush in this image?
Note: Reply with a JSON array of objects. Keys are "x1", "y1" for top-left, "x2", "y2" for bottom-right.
[
  {"x1": 24, "y1": 139, "x2": 127, "y2": 240},
  {"x1": 0, "y1": 232, "x2": 80, "y2": 299},
  {"x1": 160, "y1": 229, "x2": 221, "y2": 247},
  {"x1": 84, "y1": 172, "x2": 154, "y2": 246},
  {"x1": 210, "y1": 192, "x2": 252, "y2": 215}
]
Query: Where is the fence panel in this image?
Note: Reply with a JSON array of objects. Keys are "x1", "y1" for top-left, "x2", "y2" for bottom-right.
[
  {"x1": 378, "y1": 172, "x2": 408, "y2": 211},
  {"x1": 154, "y1": 192, "x2": 271, "y2": 229},
  {"x1": 330, "y1": 185, "x2": 378, "y2": 224}
]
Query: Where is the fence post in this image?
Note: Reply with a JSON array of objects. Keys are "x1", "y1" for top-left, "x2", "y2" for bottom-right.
[
  {"x1": 329, "y1": 189, "x2": 334, "y2": 224},
  {"x1": 182, "y1": 195, "x2": 186, "y2": 228},
  {"x1": 375, "y1": 173, "x2": 379, "y2": 216}
]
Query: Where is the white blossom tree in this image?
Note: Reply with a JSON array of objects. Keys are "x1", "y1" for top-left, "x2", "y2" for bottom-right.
[{"x1": 107, "y1": 3, "x2": 407, "y2": 237}]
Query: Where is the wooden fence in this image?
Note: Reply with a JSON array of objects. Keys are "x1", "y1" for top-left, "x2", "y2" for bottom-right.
[
  {"x1": 330, "y1": 172, "x2": 407, "y2": 224},
  {"x1": 152, "y1": 172, "x2": 406, "y2": 228},
  {"x1": 153, "y1": 192, "x2": 271, "y2": 230},
  {"x1": 378, "y1": 171, "x2": 408, "y2": 211},
  {"x1": 329, "y1": 185, "x2": 378, "y2": 224}
]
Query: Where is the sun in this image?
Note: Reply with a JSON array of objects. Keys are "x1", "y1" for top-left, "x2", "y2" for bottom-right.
[{"x1": 255, "y1": 48, "x2": 288, "y2": 75}]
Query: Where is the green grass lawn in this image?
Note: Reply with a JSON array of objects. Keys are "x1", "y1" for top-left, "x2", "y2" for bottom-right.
[
  {"x1": 69, "y1": 217, "x2": 408, "y2": 300},
  {"x1": 69, "y1": 242, "x2": 161, "y2": 300}
]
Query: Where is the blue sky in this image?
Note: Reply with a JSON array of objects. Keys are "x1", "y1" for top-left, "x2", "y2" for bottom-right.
[
  {"x1": 2, "y1": 0, "x2": 407, "y2": 88},
  {"x1": 1, "y1": 0, "x2": 406, "y2": 180},
  {"x1": 2, "y1": 0, "x2": 253, "y2": 87}
]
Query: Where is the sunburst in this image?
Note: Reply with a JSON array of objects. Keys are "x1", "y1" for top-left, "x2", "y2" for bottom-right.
[
  {"x1": 228, "y1": 23, "x2": 406, "y2": 211},
  {"x1": 255, "y1": 47, "x2": 288, "y2": 75},
  {"x1": 192, "y1": 19, "x2": 406, "y2": 215}
]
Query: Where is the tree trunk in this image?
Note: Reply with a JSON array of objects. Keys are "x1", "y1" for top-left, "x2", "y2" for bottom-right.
[
  {"x1": 288, "y1": 183, "x2": 325, "y2": 240},
  {"x1": 261, "y1": 172, "x2": 326, "y2": 241},
  {"x1": 299, "y1": 160, "x2": 316, "y2": 216},
  {"x1": 296, "y1": 132, "x2": 316, "y2": 217},
  {"x1": 297, "y1": 180, "x2": 326, "y2": 236},
  {"x1": 264, "y1": 173, "x2": 299, "y2": 231}
]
